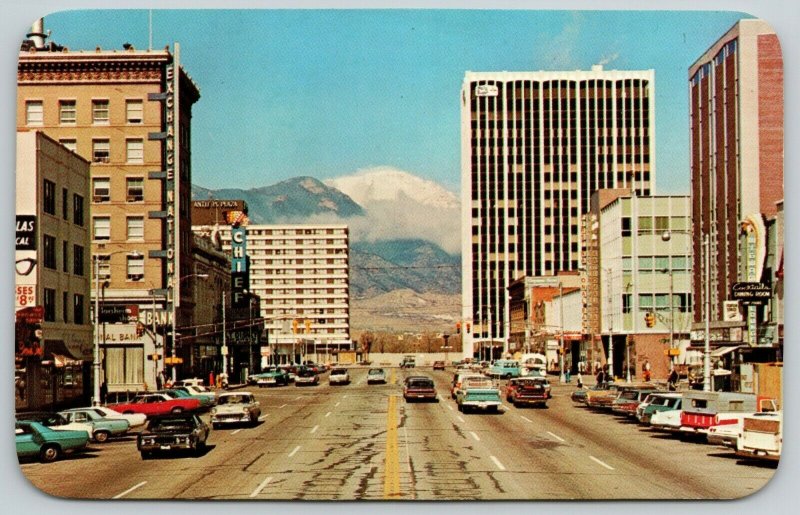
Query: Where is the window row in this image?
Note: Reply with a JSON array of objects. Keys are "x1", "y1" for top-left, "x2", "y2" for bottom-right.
[
  {"x1": 621, "y1": 256, "x2": 690, "y2": 272},
  {"x1": 42, "y1": 288, "x2": 85, "y2": 324},
  {"x1": 622, "y1": 293, "x2": 693, "y2": 313},
  {"x1": 42, "y1": 179, "x2": 85, "y2": 226},
  {"x1": 94, "y1": 253, "x2": 145, "y2": 282},
  {"x1": 42, "y1": 234, "x2": 85, "y2": 276},
  {"x1": 92, "y1": 216, "x2": 145, "y2": 241},
  {"x1": 25, "y1": 99, "x2": 144, "y2": 126},
  {"x1": 92, "y1": 177, "x2": 145, "y2": 203}
]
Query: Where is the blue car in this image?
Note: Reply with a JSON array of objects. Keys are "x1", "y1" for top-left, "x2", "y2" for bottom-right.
[
  {"x1": 488, "y1": 360, "x2": 523, "y2": 379},
  {"x1": 60, "y1": 408, "x2": 130, "y2": 443},
  {"x1": 16, "y1": 420, "x2": 89, "y2": 463}
]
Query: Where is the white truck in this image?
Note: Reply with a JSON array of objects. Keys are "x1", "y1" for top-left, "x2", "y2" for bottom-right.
[{"x1": 735, "y1": 411, "x2": 782, "y2": 462}]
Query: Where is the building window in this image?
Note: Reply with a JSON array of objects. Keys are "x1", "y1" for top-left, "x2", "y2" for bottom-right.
[
  {"x1": 655, "y1": 293, "x2": 670, "y2": 311},
  {"x1": 63, "y1": 291, "x2": 69, "y2": 324},
  {"x1": 62, "y1": 240, "x2": 69, "y2": 273},
  {"x1": 127, "y1": 254, "x2": 144, "y2": 281},
  {"x1": 126, "y1": 99, "x2": 143, "y2": 124},
  {"x1": 92, "y1": 140, "x2": 110, "y2": 163},
  {"x1": 127, "y1": 217, "x2": 144, "y2": 240},
  {"x1": 26, "y1": 100, "x2": 43, "y2": 126},
  {"x1": 43, "y1": 179, "x2": 56, "y2": 215},
  {"x1": 97, "y1": 255, "x2": 111, "y2": 281},
  {"x1": 43, "y1": 234, "x2": 56, "y2": 269},
  {"x1": 44, "y1": 288, "x2": 56, "y2": 322},
  {"x1": 62, "y1": 188, "x2": 69, "y2": 220},
  {"x1": 638, "y1": 294, "x2": 653, "y2": 311},
  {"x1": 59, "y1": 139, "x2": 77, "y2": 153},
  {"x1": 92, "y1": 178, "x2": 110, "y2": 202},
  {"x1": 637, "y1": 216, "x2": 653, "y2": 234},
  {"x1": 73, "y1": 194, "x2": 84, "y2": 226},
  {"x1": 126, "y1": 177, "x2": 144, "y2": 201},
  {"x1": 655, "y1": 216, "x2": 669, "y2": 233},
  {"x1": 671, "y1": 256, "x2": 688, "y2": 270},
  {"x1": 92, "y1": 99, "x2": 110, "y2": 124},
  {"x1": 126, "y1": 139, "x2": 144, "y2": 164},
  {"x1": 73, "y1": 244, "x2": 84, "y2": 276},
  {"x1": 73, "y1": 294, "x2": 85, "y2": 325},
  {"x1": 93, "y1": 217, "x2": 110, "y2": 241},
  {"x1": 59, "y1": 100, "x2": 76, "y2": 124},
  {"x1": 105, "y1": 346, "x2": 144, "y2": 385}
]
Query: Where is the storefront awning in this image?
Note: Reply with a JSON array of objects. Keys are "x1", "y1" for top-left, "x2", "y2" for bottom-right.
[{"x1": 710, "y1": 345, "x2": 745, "y2": 358}]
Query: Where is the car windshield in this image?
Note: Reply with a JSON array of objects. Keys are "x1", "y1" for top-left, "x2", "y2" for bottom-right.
[
  {"x1": 620, "y1": 391, "x2": 638, "y2": 400},
  {"x1": 408, "y1": 380, "x2": 434, "y2": 388},
  {"x1": 298, "y1": 369, "x2": 315, "y2": 377},
  {"x1": 148, "y1": 417, "x2": 194, "y2": 431},
  {"x1": 19, "y1": 413, "x2": 67, "y2": 425},
  {"x1": 331, "y1": 369, "x2": 347, "y2": 374},
  {"x1": 369, "y1": 369, "x2": 384, "y2": 375},
  {"x1": 219, "y1": 395, "x2": 249, "y2": 405}
]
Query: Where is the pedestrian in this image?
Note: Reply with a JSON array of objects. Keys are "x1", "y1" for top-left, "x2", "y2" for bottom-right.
[
  {"x1": 209, "y1": 370, "x2": 215, "y2": 389},
  {"x1": 577, "y1": 372, "x2": 584, "y2": 388},
  {"x1": 565, "y1": 369, "x2": 571, "y2": 383},
  {"x1": 668, "y1": 368, "x2": 679, "y2": 391},
  {"x1": 100, "y1": 381, "x2": 108, "y2": 404},
  {"x1": 156, "y1": 371, "x2": 164, "y2": 391}
]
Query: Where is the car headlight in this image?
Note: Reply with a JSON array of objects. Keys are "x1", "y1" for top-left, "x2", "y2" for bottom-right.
[{"x1": 211, "y1": 408, "x2": 217, "y2": 415}]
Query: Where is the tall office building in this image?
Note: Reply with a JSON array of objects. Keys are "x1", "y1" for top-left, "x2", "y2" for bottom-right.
[
  {"x1": 461, "y1": 67, "x2": 655, "y2": 357},
  {"x1": 18, "y1": 20, "x2": 201, "y2": 391},
  {"x1": 689, "y1": 19, "x2": 783, "y2": 339}
]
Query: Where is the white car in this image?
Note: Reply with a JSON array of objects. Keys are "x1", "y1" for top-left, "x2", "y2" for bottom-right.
[
  {"x1": 211, "y1": 392, "x2": 261, "y2": 428},
  {"x1": 329, "y1": 368, "x2": 350, "y2": 385},
  {"x1": 650, "y1": 409, "x2": 683, "y2": 432},
  {"x1": 89, "y1": 406, "x2": 147, "y2": 430},
  {"x1": 367, "y1": 368, "x2": 387, "y2": 384},
  {"x1": 177, "y1": 378, "x2": 205, "y2": 387}
]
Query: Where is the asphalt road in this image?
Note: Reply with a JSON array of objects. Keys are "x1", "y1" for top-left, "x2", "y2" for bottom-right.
[{"x1": 18, "y1": 367, "x2": 776, "y2": 501}]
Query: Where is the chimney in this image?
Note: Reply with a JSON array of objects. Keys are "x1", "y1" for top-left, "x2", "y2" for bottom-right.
[{"x1": 27, "y1": 18, "x2": 47, "y2": 49}]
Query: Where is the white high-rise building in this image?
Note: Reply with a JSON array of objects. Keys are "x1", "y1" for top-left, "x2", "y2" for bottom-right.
[{"x1": 461, "y1": 67, "x2": 655, "y2": 358}]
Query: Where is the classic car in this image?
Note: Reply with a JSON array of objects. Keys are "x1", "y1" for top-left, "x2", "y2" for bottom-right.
[
  {"x1": 636, "y1": 393, "x2": 682, "y2": 425},
  {"x1": 487, "y1": 360, "x2": 523, "y2": 380},
  {"x1": 88, "y1": 405, "x2": 147, "y2": 430},
  {"x1": 367, "y1": 368, "x2": 387, "y2": 384},
  {"x1": 16, "y1": 420, "x2": 90, "y2": 463},
  {"x1": 329, "y1": 368, "x2": 351, "y2": 385},
  {"x1": 251, "y1": 367, "x2": 291, "y2": 387},
  {"x1": 735, "y1": 411, "x2": 782, "y2": 462},
  {"x1": 679, "y1": 391, "x2": 775, "y2": 434},
  {"x1": 171, "y1": 385, "x2": 218, "y2": 406},
  {"x1": 400, "y1": 356, "x2": 416, "y2": 368},
  {"x1": 586, "y1": 383, "x2": 651, "y2": 410},
  {"x1": 451, "y1": 371, "x2": 484, "y2": 399},
  {"x1": 611, "y1": 388, "x2": 661, "y2": 417},
  {"x1": 59, "y1": 408, "x2": 130, "y2": 442},
  {"x1": 110, "y1": 393, "x2": 201, "y2": 416},
  {"x1": 295, "y1": 367, "x2": 320, "y2": 386},
  {"x1": 456, "y1": 376, "x2": 502, "y2": 413},
  {"x1": 16, "y1": 411, "x2": 94, "y2": 440},
  {"x1": 432, "y1": 361, "x2": 446, "y2": 371},
  {"x1": 403, "y1": 376, "x2": 438, "y2": 402},
  {"x1": 505, "y1": 377, "x2": 550, "y2": 407},
  {"x1": 650, "y1": 408, "x2": 683, "y2": 432},
  {"x1": 211, "y1": 392, "x2": 261, "y2": 428},
  {"x1": 177, "y1": 378, "x2": 205, "y2": 388},
  {"x1": 137, "y1": 413, "x2": 210, "y2": 459}
]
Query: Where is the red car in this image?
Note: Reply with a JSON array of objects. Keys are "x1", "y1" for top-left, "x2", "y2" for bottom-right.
[
  {"x1": 109, "y1": 393, "x2": 201, "y2": 417},
  {"x1": 403, "y1": 376, "x2": 438, "y2": 402}
]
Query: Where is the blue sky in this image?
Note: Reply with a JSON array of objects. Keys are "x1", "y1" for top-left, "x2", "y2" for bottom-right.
[{"x1": 38, "y1": 9, "x2": 752, "y2": 194}]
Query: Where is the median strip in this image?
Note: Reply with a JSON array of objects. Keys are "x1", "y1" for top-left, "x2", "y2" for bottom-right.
[
  {"x1": 113, "y1": 481, "x2": 147, "y2": 499},
  {"x1": 249, "y1": 476, "x2": 273, "y2": 498}
]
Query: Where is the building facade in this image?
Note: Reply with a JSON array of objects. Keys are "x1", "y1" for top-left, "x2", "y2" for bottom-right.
[
  {"x1": 18, "y1": 24, "x2": 202, "y2": 391},
  {"x1": 193, "y1": 224, "x2": 352, "y2": 364},
  {"x1": 688, "y1": 19, "x2": 783, "y2": 352},
  {"x1": 16, "y1": 130, "x2": 92, "y2": 410},
  {"x1": 461, "y1": 67, "x2": 655, "y2": 358}
]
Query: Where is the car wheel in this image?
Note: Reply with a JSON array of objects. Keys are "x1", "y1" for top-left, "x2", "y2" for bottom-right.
[
  {"x1": 141, "y1": 451, "x2": 153, "y2": 460},
  {"x1": 39, "y1": 444, "x2": 60, "y2": 463},
  {"x1": 196, "y1": 440, "x2": 206, "y2": 455},
  {"x1": 504, "y1": 373, "x2": 512, "y2": 380},
  {"x1": 457, "y1": 403, "x2": 463, "y2": 412},
  {"x1": 94, "y1": 430, "x2": 110, "y2": 443},
  {"x1": 171, "y1": 407, "x2": 183, "y2": 413},
  {"x1": 212, "y1": 422, "x2": 220, "y2": 430}
]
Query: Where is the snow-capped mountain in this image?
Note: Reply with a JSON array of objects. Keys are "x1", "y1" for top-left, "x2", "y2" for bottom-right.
[{"x1": 325, "y1": 166, "x2": 459, "y2": 209}]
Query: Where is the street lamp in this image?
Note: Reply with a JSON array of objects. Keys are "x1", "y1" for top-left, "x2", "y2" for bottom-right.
[
  {"x1": 603, "y1": 266, "x2": 615, "y2": 381},
  {"x1": 92, "y1": 250, "x2": 140, "y2": 406},
  {"x1": 170, "y1": 273, "x2": 208, "y2": 383}
]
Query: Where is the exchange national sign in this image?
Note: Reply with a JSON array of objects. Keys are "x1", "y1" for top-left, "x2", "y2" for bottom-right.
[{"x1": 730, "y1": 282, "x2": 771, "y2": 305}]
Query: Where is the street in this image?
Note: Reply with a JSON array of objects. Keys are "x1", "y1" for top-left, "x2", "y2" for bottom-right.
[{"x1": 19, "y1": 367, "x2": 775, "y2": 501}]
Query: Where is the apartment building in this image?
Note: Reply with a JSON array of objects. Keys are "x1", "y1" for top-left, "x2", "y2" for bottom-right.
[{"x1": 461, "y1": 66, "x2": 655, "y2": 358}]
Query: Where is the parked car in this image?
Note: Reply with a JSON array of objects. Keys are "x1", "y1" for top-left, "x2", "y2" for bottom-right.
[
  {"x1": 88, "y1": 405, "x2": 147, "y2": 430},
  {"x1": 211, "y1": 392, "x2": 261, "y2": 428},
  {"x1": 679, "y1": 391, "x2": 776, "y2": 435},
  {"x1": 329, "y1": 368, "x2": 351, "y2": 385},
  {"x1": 170, "y1": 385, "x2": 218, "y2": 407},
  {"x1": 137, "y1": 413, "x2": 210, "y2": 459},
  {"x1": 636, "y1": 393, "x2": 682, "y2": 425},
  {"x1": 16, "y1": 411, "x2": 94, "y2": 440},
  {"x1": 650, "y1": 407, "x2": 684, "y2": 432},
  {"x1": 451, "y1": 371, "x2": 484, "y2": 399},
  {"x1": 295, "y1": 367, "x2": 320, "y2": 386},
  {"x1": 735, "y1": 411, "x2": 782, "y2": 462},
  {"x1": 400, "y1": 356, "x2": 416, "y2": 368},
  {"x1": 403, "y1": 376, "x2": 438, "y2": 402},
  {"x1": 110, "y1": 393, "x2": 201, "y2": 417},
  {"x1": 487, "y1": 360, "x2": 523, "y2": 380},
  {"x1": 59, "y1": 408, "x2": 130, "y2": 443},
  {"x1": 16, "y1": 420, "x2": 89, "y2": 463},
  {"x1": 611, "y1": 387, "x2": 661, "y2": 417},
  {"x1": 176, "y1": 378, "x2": 205, "y2": 388},
  {"x1": 505, "y1": 377, "x2": 550, "y2": 407},
  {"x1": 279, "y1": 364, "x2": 299, "y2": 382},
  {"x1": 367, "y1": 368, "x2": 387, "y2": 384},
  {"x1": 251, "y1": 367, "x2": 291, "y2": 387},
  {"x1": 432, "y1": 361, "x2": 446, "y2": 371},
  {"x1": 456, "y1": 376, "x2": 502, "y2": 413}
]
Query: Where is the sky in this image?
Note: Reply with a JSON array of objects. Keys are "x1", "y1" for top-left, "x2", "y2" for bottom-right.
[{"x1": 31, "y1": 9, "x2": 756, "y2": 195}]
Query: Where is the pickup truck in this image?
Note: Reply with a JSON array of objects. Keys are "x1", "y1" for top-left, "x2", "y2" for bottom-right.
[
  {"x1": 735, "y1": 411, "x2": 782, "y2": 462},
  {"x1": 679, "y1": 392, "x2": 777, "y2": 435},
  {"x1": 456, "y1": 376, "x2": 502, "y2": 413}
]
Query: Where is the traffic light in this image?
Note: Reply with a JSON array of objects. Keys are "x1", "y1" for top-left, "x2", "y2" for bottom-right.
[
  {"x1": 292, "y1": 319, "x2": 299, "y2": 334},
  {"x1": 466, "y1": 322, "x2": 471, "y2": 332},
  {"x1": 304, "y1": 319, "x2": 311, "y2": 334},
  {"x1": 645, "y1": 311, "x2": 656, "y2": 328},
  {"x1": 456, "y1": 322, "x2": 461, "y2": 334}
]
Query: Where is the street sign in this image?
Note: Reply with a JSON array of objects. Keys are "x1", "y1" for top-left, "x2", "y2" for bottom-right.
[
  {"x1": 147, "y1": 353, "x2": 162, "y2": 361},
  {"x1": 730, "y1": 282, "x2": 771, "y2": 305},
  {"x1": 221, "y1": 346, "x2": 229, "y2": 356},
  {"x1": 163, "y1": 357, "x2": 183, "y2": 365},
  {"x1": 100, "y1": 304, "x2": 139, "y2": 323}
]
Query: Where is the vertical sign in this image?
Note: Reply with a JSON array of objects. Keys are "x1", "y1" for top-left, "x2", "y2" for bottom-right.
[
  {"x1": 171, "y1": 43, "x2": 181, "y2": 308},
  {"x1": 230, "y1": 226, "x2": 248, "y2": 308}
]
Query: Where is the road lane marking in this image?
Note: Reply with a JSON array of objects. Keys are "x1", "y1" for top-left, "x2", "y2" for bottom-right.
[
  {"x1": 288, "y1": 445, "x2": 301, "y2": 457},
  {"x1": 325, "y1": 411, "x2": 332, "y2": 417},
  {"x1": 519, "y1": 415, "x2": 532, "y2": 423},
  {"x1": 295, "y1": 395, "x2": 302, "y2": 400},
  {"x1": 310, "y1": 425, "x2": 319, "y2": 434},
  {"x1": 589, "y1": 456, "x2": 615, "y2": 470},
  {"x1": 279, "y1": 404, "x2": 287, "y2": 409},
  {"x1": 389, "y1": 369, "x2": 396, "y2": 385},
  {"x1": 469, "y1": 431, "x2": 480, "y2": 441},
  {"x1": 335, "y1": 401, "x2": 341, "y2": 407},
  {"x1": 343, "y1": 395, "x2": 348, "y2": 399},
  {"x1": 250, "y1": 476, "x2": 273, "y2": 498},
  {"x1": 113, "y1": 481, "x2": 147, "y2": 499},
  {"x1": 383, "y1": 395, "x2": 401, "y2": 498},
  {"x1": 490, "y1": 456, "x2": 507, "y2": 471},
  {"x1": 546, "y1": 431, "x2": 565, "y2": 442},
  {"x1": 258, "y1": 414, "x2": 268, "y2": 421},
  {"x1": 446, "y1": 404, "x2": 454, "y2": 411},
  {"x1": 231, "y1": 429, "x2": 242, "y2": 435},
  {"x1": 457, "y1": 416, "x2": 465, "y2": 423}
]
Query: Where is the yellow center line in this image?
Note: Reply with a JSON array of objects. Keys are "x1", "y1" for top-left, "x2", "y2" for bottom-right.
[
  {"x1": 389, "y1": 368, "x2": 396, "y2": 385},
  {"x1": 383, "y1": 395, "x2": 401, "y2": 498}
]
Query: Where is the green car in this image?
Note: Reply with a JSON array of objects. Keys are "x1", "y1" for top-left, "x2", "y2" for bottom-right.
[
  {"x1": 159, "y1": 389, "x2": 214, "y2": 409},
  {"x1": 60, "y1": 408, "x2": 130, "y2": 443},
  {"x1": 16, "y1": 420, "x2": 89, "y2": 463},
  {"x1": 253, "y1": 367, "x2": 290, "y2": 387}
]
